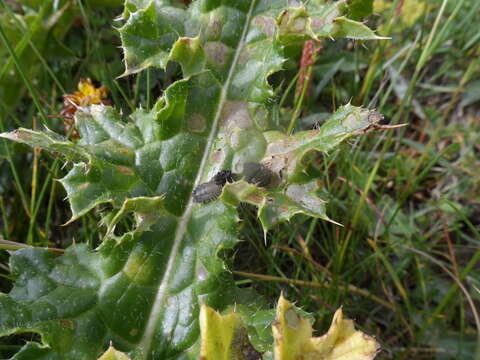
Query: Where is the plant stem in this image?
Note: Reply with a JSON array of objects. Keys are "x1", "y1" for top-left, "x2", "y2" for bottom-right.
[{"x1": 234, "y1": 270, "x2": 396, "y2": 311}]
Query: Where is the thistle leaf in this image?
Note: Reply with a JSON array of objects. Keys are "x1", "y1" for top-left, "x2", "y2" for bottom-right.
[
  {"x1": 273, "y1": 295, "x2": 380, "y2": 360},
  {"x1": 276, "y1": 1, "x2": 386, "y2": 45},
  {"x1": 103, "y1": 196, "x2": 165, "y2": 235},
  {"x1": 222, "y1": 180, "x2": 336, "y2": 231},
  {"x1": 332, "y1": 17, "x2": 389, "y2": 40},
  {"x1": 221, "y1": 104, "x2": 383, "y2": 231},
  {"x1": 199, "y1": 296, "x2": 379, "y2": 360},
  {"x1": 98, "y1": 346, "x2": 132, "y2": 360},
  {"x1": 199, "y1": 304, "x2": 261, "y2": 360},
  {"x1": 119, "y1": 1, "x2": 191, "y2": 75},
  {"x1": 0, "y1": 1, "x2": 386, "y2": 358},
  {"x1": 0, "y1": 128, "x2": 87, "y2": 162},
  {"x1": 263, "y1": 105, "x2": 385, "y2": 182}
]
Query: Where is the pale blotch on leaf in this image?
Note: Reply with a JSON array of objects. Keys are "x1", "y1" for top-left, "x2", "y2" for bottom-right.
[
  {"x1": 265, "y1": 137, "x2": 296, "y2": 155},
  {"x1": 262, "y1": 138, "x2": 297, "y2": 174},
  {"x1": 210, "y1": 147, "x2": 225, "y2": 164},
  {"x1": 286, "y1": 183, "x2": 326, "y2": 212},
  {"x1": 291, "y1": 17, "x2": 307, "y2": 32},
  {"x1": 228, "y1": 128, "x2": 261, "y2": 152},
  {"x1": 229, "y1": 129, "x2": 242, "y2": 149},
  {"x1": 204, "y1": 41, "x2": 230, "y2": 66},
  {"x1": 206, "y1": 19, "x2": 223, "y2": 39},
  {"x1": 278, "y1": 7, "x2": 309, "y2": 35},
  {"x1": 310, "y1": 17, "x2": 325, "y2": 32},
  {"x1": 221, "y1": 101, "x2": 252, "y2": 130},
  {"x1": 284, "y1": 308, "x2": 301, "y2": 330},
  {"x1": 0, "y1": 129, "x2": 28, "y2": 142},
  {"x1": 341, "y1": 111, "x2": 367, "y2": 130},
  {"x1": 123, "y1": 251, "x2": 154, "y2": 285},
  {"x1": 254, "y1": 16, "x2": 276, "y2": 36},
  {"x1": 263, "y1": 153, "x2": 288, "y2": 175},
  {"x1": 76, "y1": 182, "x2": 91, "y2": 192},
  {"x1": 273, "y1": 295, "x2": 380, "y2": 360},
  {"x1": 238, "y1": 47, "x2": 251, "y2": 65},
  {"x1": 188, "y1": 113, "x2": 207, "y2": 133},
  {"x1": 116, "y1": 165, "x2": 135, "y2": 176},
  {"x1": 197, "y1": 263, "x2": 209, "y2": 282},
  {"x1": 324, "y1": 6, "x2": 341, "y2": 26}
]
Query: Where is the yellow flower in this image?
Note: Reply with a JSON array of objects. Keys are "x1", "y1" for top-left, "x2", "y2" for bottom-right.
[
  {"x1": 68, "y1": 78, "x2": 109, "y2": 107},
  {"x1": 61, "y1": 78, "x2": 110, "y2": 138}
]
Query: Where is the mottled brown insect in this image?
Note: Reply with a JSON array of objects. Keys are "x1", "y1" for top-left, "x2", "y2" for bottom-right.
[
  {"x1": 212, "y1": 170, "x2": 238, "y2": 185},
  {"x1": 242, "y1": 162, "x2": 275, "y2": 187},
  {"x1": 193, "y1": 170, "x2": 239, "y2": 203},
  {"x1": 192, "y1": 181, "x2": 223, "y2": 204}
]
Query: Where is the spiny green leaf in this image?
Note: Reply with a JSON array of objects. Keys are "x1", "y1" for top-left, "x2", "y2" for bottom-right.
[
  {"x1": 263, "y1": 105, "x2": 385, "y2": 182},
  {"x1": 276, "y1": 0, "x2": 385, "y2": 45},
  {"x1": 1, "y1": 2, "x2": 290, "y2": 357},
  {"x1": 170, "y1": 36, "x2": 206, "y2": 77},
  {"x1": 262, "y1": 104, "x2": 383, "y2": 183},
  {"x1": 0, "y1": 245, "x2": 107, "y2": 359},
  {"x1": 222, "y1": 180, "x2": 337, "y2": 232},
  {"x1": 220, "y1": 104, "x2": 382, "y2": 231},
  {"x1": 119, "y1": 1, "x2": 191, "y2": 76},
  {"x1": 199, "y1": 304, "x2": 261, "y2": 360},
  {"x1": 120, "y1": 0, "x2": 384, "y2": 76},
  {"x1": 332, "y1": 16, "x2": 388, "y2": 40},
  {"x1": 0, "y1": 1, "x2": 386, "y2": 359},
  {"x1": 0, "y1": 128, "x2": 88, "y2": 162},
  {"x1": 273, "y1": 295, "x2": 380, "y2": 360},
  {"x1": 98, "y1": 346, "x2": 132, "y2": 360},
  {"x1": 1, "y1": 200, "x2": 238, "y2": 358},
  {"x1": 103, "y1": 196, "x2": 165, "y2": 235},
  {"x1": 10, "y1": 343, "x2": 54, "y2": 360},
  {"x1": 199, "y1": 296, "x2": 379, "y2": 360}
]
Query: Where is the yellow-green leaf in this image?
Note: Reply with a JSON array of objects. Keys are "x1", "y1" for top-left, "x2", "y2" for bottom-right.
[
  {"x1": 98, "y1": 345, "x2": 131, "y2": 360},
  {"x1": 200, "y1": 304, "x2": 261, "y2": 360},
  {"x1": 273, "y1": 295, "x2": 380, "y2": 360}
]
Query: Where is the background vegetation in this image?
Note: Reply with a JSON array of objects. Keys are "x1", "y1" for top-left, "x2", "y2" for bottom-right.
[{"x1": 0, "y1": 0, "x2": 479, "y2": 358}]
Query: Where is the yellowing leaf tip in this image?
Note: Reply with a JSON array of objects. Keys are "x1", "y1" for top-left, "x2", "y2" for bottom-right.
[{"x1": 274, "y1": 295, "x2": 380, "y2": 360}]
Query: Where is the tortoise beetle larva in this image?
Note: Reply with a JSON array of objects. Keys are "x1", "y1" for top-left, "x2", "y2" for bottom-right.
[
  {"x1": 213, "y1": 170, "x2": 238, "y2": 185},
  {"x1": 193, "y1": 169, "x2": 239, "y2": 203},
  {"x1": 192, "y1": 181, "x2": 223, "y2": 203},
  {"x1": 242, "y1": 162, "x2": 275, "y2": 188}
]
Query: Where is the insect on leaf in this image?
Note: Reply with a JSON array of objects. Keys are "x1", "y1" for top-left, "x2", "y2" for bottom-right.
[{"x1": 0, "y1": 1, "x2": 387, "y2": 358}]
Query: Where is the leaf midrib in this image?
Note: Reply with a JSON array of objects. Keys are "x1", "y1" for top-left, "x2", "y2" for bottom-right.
[{"x1": 138, "y1": 1, "x2": 258, "y2": 357}]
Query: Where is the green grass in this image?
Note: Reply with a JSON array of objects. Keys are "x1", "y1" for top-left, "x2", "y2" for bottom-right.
[{"x1": 0, "y1": 0, "x2": 479, "y2": 359}]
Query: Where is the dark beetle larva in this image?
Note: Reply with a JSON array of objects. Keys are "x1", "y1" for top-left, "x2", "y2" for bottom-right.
[
  {"x1": 213, "y1": 170, "x2": 238, "y2": 185},
  {"x1": 192, "y1": 181, "x2": 222, "y2": 203},
  {"x1": 193, "y1": 169, "x2": 239, "y2": 203},
  {"x1": 242, "y1": 162, "x2": 274, "y2": 187}
]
